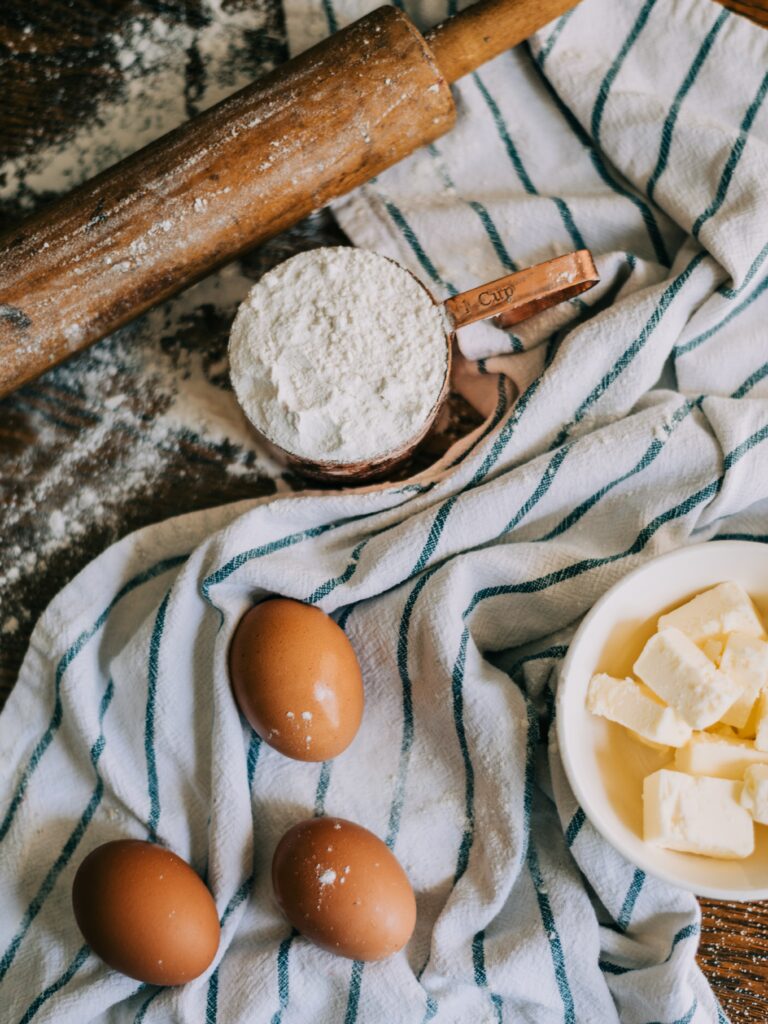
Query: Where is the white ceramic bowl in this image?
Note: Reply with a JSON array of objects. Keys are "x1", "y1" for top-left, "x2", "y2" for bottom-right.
[{"x1": 557, "y1": 540, "x2": 768, "y2": 900}]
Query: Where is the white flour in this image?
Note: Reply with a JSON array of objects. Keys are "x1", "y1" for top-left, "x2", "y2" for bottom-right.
[{"x1": 229, "y1": 248, "x2": 448, "y2": 464}]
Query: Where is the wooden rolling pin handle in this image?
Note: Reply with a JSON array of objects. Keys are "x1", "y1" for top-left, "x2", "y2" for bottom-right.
[{"x1": 426, "y1": 0, "x2": 579, "y2": 84}]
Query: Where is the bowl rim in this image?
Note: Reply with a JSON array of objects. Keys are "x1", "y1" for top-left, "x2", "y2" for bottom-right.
[{"x1": 555, "y1": 539, "x2": 768, "y2": 901}]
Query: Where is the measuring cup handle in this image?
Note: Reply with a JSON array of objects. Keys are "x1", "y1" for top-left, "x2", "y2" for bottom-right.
[{"x1": 443, "y1": 249, "x2": 599, "y2": 332}]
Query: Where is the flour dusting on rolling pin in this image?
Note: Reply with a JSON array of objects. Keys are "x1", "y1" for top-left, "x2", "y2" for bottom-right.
[{"x1": 0, "y1": 0, "x2": 582, "y2": 398}]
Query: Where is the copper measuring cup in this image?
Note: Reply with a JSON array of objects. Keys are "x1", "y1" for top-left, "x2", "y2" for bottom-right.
[{"x1": 262, "y1": 249, "x2": 599, "y2": 483}]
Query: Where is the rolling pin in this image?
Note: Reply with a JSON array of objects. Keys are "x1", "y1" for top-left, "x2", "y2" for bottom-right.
[{"x1": 0, "y1": 0, "x2": 578, "y2": 397}]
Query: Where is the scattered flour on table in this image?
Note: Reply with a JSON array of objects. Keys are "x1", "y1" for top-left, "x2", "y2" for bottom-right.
[
  {"x1": 1, "y1": 262, "x2": 286, "y2": 595},
  {"x1": 0, "y1": 0, "x2": 291, "y2": 616},
  {"x1": 1, "y1": 0, "x2": 271, "y2": 203},
  {"x1": 229, "y1": 248, "x2": 448, "y2": 463}
]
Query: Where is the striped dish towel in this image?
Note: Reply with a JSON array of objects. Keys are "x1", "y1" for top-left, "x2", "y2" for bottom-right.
[{"x1": 2, "y1": 0, "x2": 768, "y2": 1020}]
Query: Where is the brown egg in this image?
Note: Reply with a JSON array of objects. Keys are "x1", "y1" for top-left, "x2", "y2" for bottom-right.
[
  {"x1": 229, "y1": 598, "x2": 363, "y2": 762},
  {"x1": 72, "y1": 840, "x2": 220, "y2": 985},
  {"x1": 272, "y1": 817, "x2": 416, "y2": 961}
]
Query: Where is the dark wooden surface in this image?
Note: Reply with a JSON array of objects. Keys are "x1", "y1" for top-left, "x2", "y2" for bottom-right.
[{"x1": 1, "y1": 1, "x2": 767, "y2": 1019}]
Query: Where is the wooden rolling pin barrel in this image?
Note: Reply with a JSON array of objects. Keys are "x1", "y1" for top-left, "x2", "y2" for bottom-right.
[{"x1": 0, "y1": 0, "x2": 578, "y2": 397}]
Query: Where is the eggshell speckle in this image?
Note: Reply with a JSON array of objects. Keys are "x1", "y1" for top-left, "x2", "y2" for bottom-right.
[
  {"x1": 72, "y1": 840, "x2": 220, "y2": 985},
  {"x1": 229, "y1": 598, "x2": 363, "y2": 762},
  {"x1": 272, "y1": 817, "x2": 416, "y2": 961}
]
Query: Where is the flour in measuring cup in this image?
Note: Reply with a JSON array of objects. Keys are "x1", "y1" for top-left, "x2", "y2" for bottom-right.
[{"x1": 228, "y1": 248, "x2": 449, "y2": 464}]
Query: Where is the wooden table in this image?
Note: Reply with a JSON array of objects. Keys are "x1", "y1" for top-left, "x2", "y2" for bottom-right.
[{"x1": 1, "y1": 0, "x2": 767, "y2": 1018}]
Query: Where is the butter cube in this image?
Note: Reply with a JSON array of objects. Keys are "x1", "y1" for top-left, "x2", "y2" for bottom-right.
[
  {"x1": 674, "y1": 732, "x2": 768, "y2": 779},
  {"x1": 755, "y1": 692, "x2": 768, "y2": 752},
  {"x1": 658, "y1": 582, "x2": 764, "y2": 643},
  {"x1": 719, "y1": 633, "x2": 768, "y2": 728},
  {"x1": 643, "y1": 769, "x2": 754, "y2": 859},
  {"x1": 634, "y1": 628, "x2": 743, "y2": 729},
  {"x1": 741, "y1": 765, "x2": 768, "y2": 824},
  {"x1": 587, "y1": 673, "x2": 692, "y2": 747}
]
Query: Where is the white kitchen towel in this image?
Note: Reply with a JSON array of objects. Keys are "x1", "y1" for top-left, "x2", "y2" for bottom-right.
[{"x1": 2, "y1": 0, "x2": 768, "y2": 1021}]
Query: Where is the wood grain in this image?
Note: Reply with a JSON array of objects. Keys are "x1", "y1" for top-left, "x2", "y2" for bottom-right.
[
  {"x1": 700, "y1": 898, "x2": 768, "y2": 1016},
  {"x1": 719, "y1": 0, "x2": 768, "y2": 27},
  {"x1": 0, "y1": 0, "x2": 585, "y2": 400},
  {"x1": 0, "y1": 0, "x2": 767, "y2": 1019},
  {"x1": 0, "y1": 6, "x2": 457, "y2": 397},
  {"x1": 426, "y1": 0, "x2": 579, "y2": 82}
]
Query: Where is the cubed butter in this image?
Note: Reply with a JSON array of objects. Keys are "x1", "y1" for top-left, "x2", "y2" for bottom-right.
[
  {"x1": 643, "y1": 769, "x2": 754, "y2": 859},
  {"x1": 634, "y1": 628, "x2": 743, "y2": 729},
  {"x1": 740, "y1": 764, "x2": 768, "y2": 824},
  {"x1": 674, "y1": 731, "x2": 768, "y2": 779},
  {"x1": 658, "y1": 582, "x2": 764, "y2": 643},
  {"x1": 587, "y1": 673, "x2": 692, "y2": 747},
  {"x1": 755, "y1": 691, "x2": 768, "y2": 752},
  {"x1": 719, "y1": 633, "x2": 768, "y2": 728}
]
